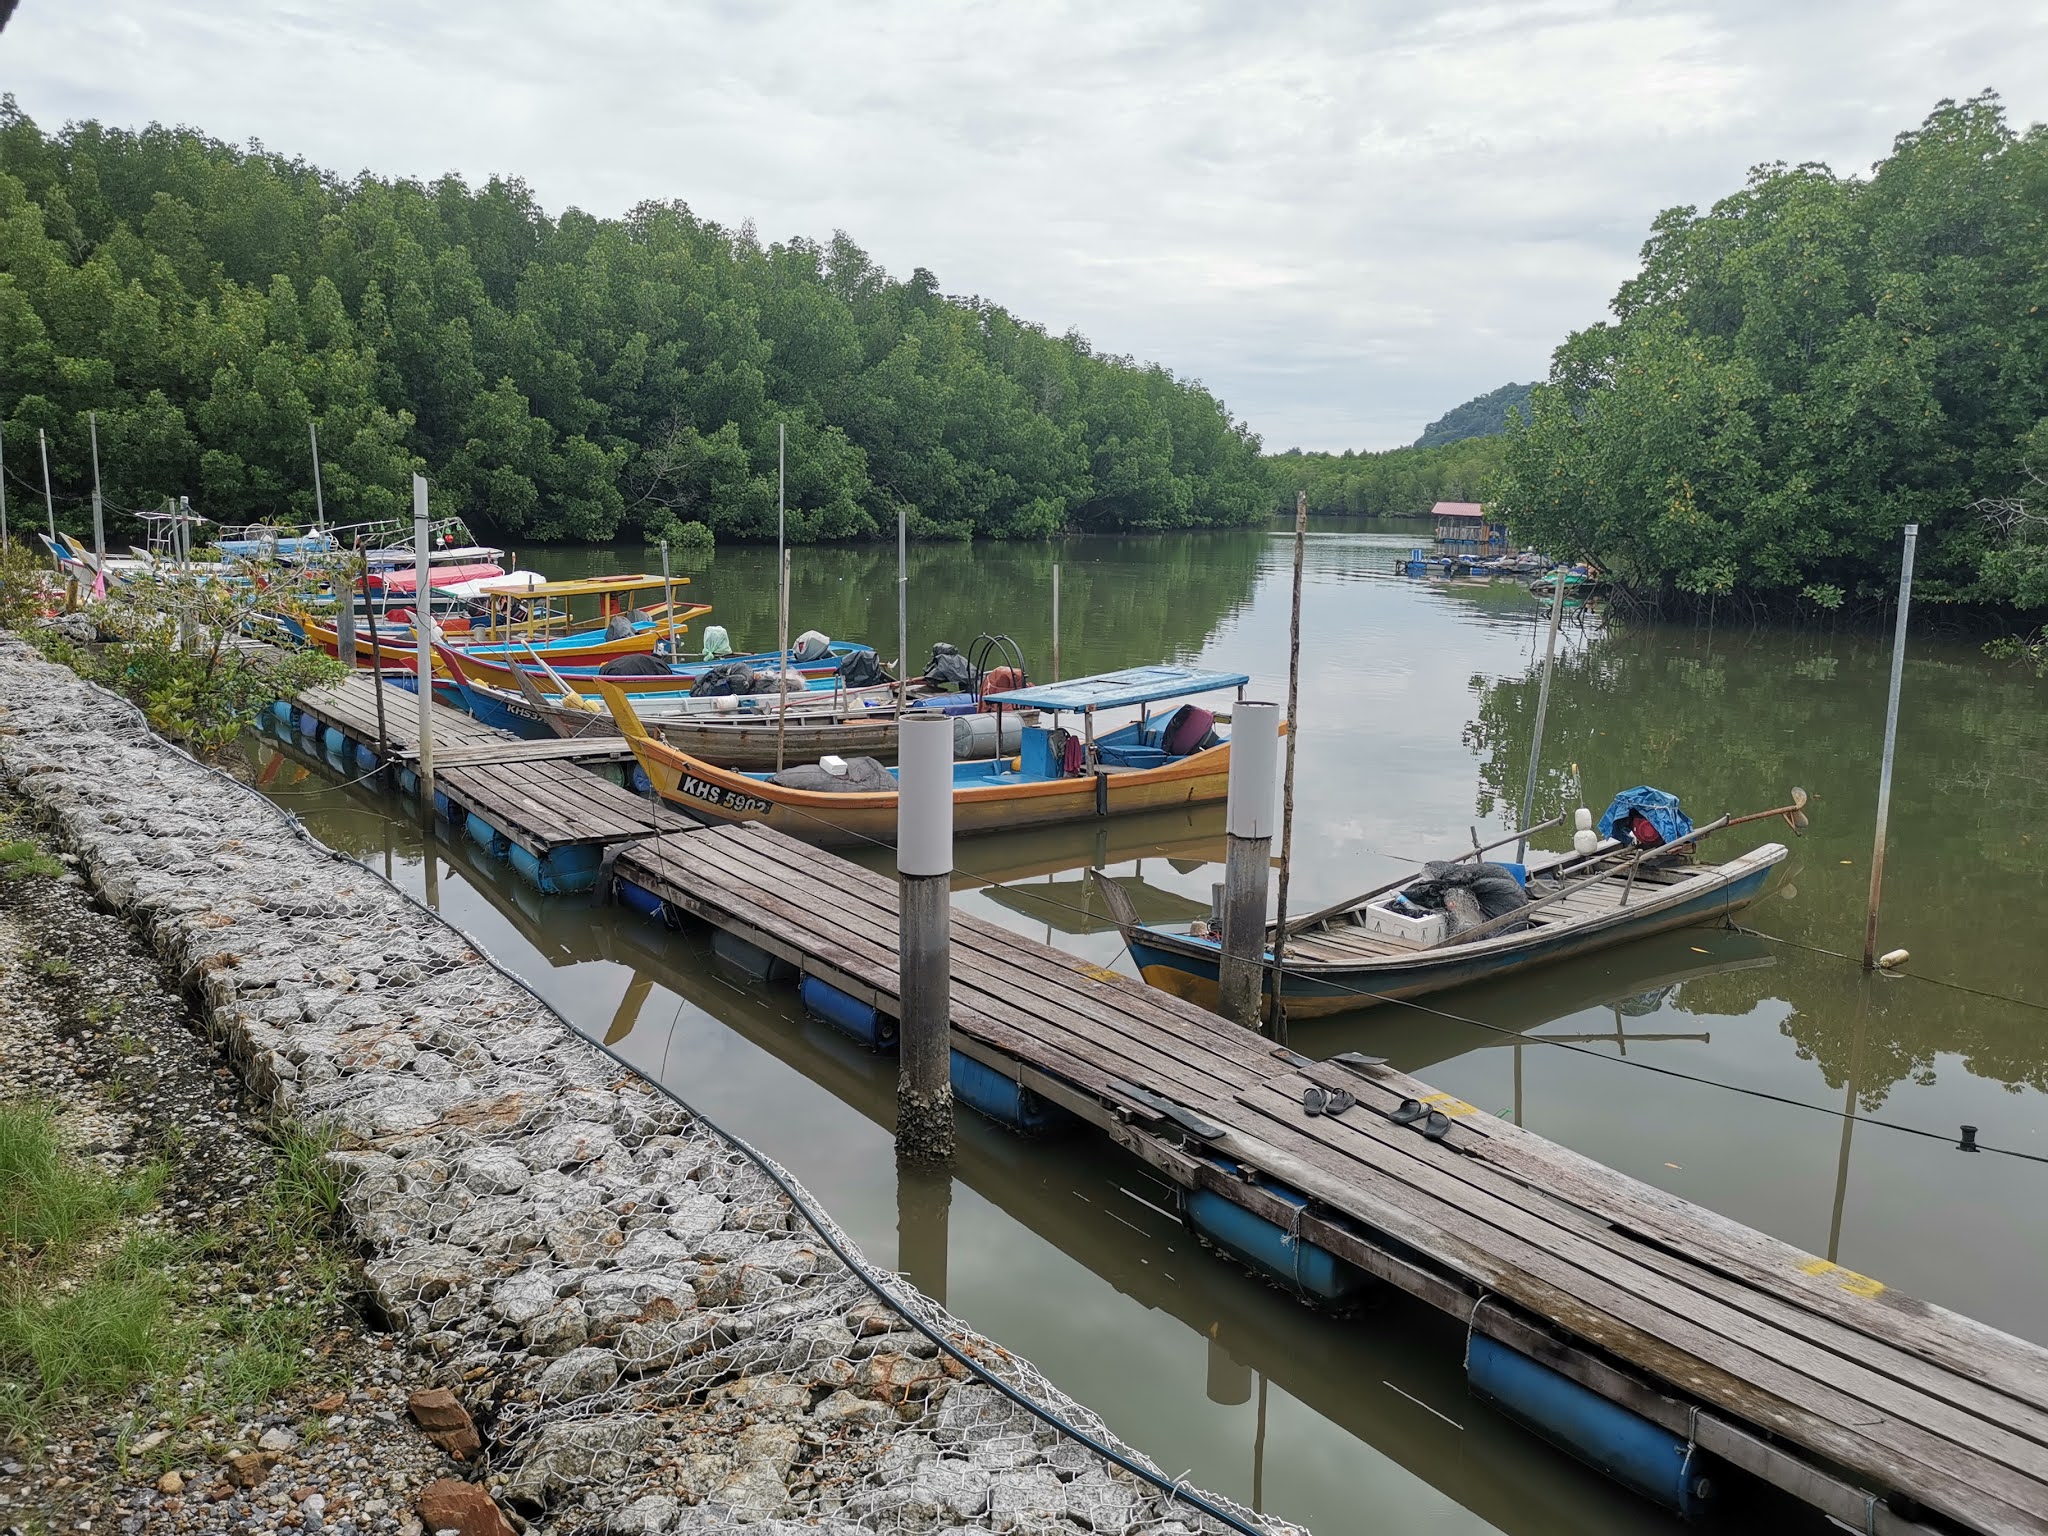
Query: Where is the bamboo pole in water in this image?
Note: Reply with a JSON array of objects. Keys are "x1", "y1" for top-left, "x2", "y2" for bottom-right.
[
  {"x1": 1516, "y1": 567, "x2": 1567, "y2": 862},
  {"x1": 1862, "y1": 523, "x2": 1918, "y2": 970},
  {"x1": 1267, "y1": 490, "x2": 1309, "y2": 1044}
]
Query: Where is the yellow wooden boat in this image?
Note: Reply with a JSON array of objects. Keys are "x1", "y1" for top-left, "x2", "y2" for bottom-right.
[{"x1": 596, "y1": 665, "x2": 1252, "y2": 848}]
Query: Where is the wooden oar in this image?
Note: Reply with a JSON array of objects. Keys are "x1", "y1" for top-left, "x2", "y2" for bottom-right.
[
  {"x1": 1278, "y1": 813, "x2": 1567, "y2": 938},
  {"x1": 1723, "y1": 785, "x2": 1809, "y2": 834}
]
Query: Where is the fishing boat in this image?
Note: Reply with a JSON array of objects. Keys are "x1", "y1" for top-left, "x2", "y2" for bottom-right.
[
  {"x1": 1095, "y1": 793, "x2": 1799, "y2": 1020},
  {"x1": 595, "y1": 664, "x2": 1253, "y2": 847},
  {"x1": 432, "y1": 643, "x2": 943, "y2": 766},
  {"x1": 441, "y1": 637, "x2": 878, "y2": 696},
  {"x1": 292, "y1": 573, "x2": 712, "y2": 670}
]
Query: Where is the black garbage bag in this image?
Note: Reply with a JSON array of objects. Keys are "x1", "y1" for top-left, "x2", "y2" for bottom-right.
[
  {"x1": 689, "y1": 661, "x2": 758, "y2": 698},
  {"x1": 1401, "y1": 861, "x2": 1530, "y2": 937},
  {"x1": 771, "y1": 757, "x2": 896, "y2": 793},
  {"x1": 924, "y1": 642, "x2": 972, "y2": 690},
  {"x1": 836, "y1": 649, "x2": 887, "y2": 689},
  {"x1": 598, "y1": 653, "x2": 673, "y2": 677}
]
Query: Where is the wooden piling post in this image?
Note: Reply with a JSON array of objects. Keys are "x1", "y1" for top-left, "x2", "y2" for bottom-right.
[
  {"x1": 1051, "y1": 562, "x2": 1061, "y2": 682},
  {"x1": 412, "y1": 474, "x2": 435, "y2": 819},
  {"x1": 1218, "y1": 700, "x2": 1280, "y2": 1029},
  {"x1": 896, "y1": 712, "x2": 955, "y2": 1165},
  {"x1": 1516, "y1": 563, "x2": 1567, "y2": 862},
  {"x1": 308, "y1": 421, "x2": 326, "y2": 533},
  {"x1": 1862, "y1": 523, "x2": 1917, "y2": 970}
]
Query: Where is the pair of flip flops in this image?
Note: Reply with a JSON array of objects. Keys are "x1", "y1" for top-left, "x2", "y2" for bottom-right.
[
  {"x1": 1391, "y1": 1098, "x2": 1453, "y2": 1141},
  {"x1": 1301, "y1": 1084, "x2": 1356, "y2": 1118}
]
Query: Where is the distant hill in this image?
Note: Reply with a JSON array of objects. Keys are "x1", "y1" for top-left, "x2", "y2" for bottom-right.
[{"x1": 1415, "y1": 383, "x2": 1535, "y2": 449}]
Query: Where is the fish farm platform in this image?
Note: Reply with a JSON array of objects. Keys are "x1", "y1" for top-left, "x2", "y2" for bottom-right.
[{"x1": 276, "y1": 673, "x2": 2048, "y2": 1534}]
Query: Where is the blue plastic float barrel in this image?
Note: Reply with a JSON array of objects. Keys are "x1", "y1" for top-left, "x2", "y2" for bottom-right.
[
  {"x1": 614, "y1": 878, "x2": 666, "y2": 922},
  {"x1": 948, "y1": 1049, "x2": 1076, "y2": 1135},
  {"x1": 354, "y1": 744, "x2": 378, "y2": 774},
  {"x1": 799, "y1": 975, "x2": 896, "y2": 1049},
  {"x1": 399, "y1": 768, "x2": 420, "y2": 799},
  {"x1": 1183, "y1": 1177, "x2": 1374, "y2": 1305},
  {"x1": 433, "y1": 790, "x2": 455, "y2": 822},
  {"x1": 271, "y1": 700, "x2": 293, "y2": 724},
  {"x1": 630, "y1": 765, "x2": 654, "y2": 796},
  {"x1": 509, "y1": 843, "x2": 604, "y2": 895},
  {"x1": 298, "y1": 710, "x2": 319, "y2": 737},
  {"x1": 1467, "y1": 1334, "x2": 1713, "y2": 1516},
  {"x1": 466, "y1": 813, "x2": 509, "y2": 859},
  {"x1": 322, "y1": 726, "x2": 346, "y2": 756}
]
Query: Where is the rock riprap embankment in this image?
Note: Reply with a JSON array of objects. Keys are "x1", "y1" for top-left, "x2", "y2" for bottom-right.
[{"x1": 0, "y1": 638, "x2": 1288, "y2": 1536}]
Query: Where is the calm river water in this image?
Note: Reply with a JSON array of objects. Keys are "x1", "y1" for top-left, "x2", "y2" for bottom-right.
[{"x1": 257, "y1": 519, "x2": 2048, "y2": 1536}]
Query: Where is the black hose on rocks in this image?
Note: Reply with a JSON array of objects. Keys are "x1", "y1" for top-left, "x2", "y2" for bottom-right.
[{"x1": 78, "y1": 677, "x2": 1277, "y2": 1536}]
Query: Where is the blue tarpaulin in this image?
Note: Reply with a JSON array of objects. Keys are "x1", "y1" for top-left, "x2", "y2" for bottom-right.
[{"x1": 1598, "y1": 786, "x2": 1693, "y2": 846}]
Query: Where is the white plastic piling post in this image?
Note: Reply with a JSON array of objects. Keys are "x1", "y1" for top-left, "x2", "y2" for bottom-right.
[
  {"x1": 897, "y1": 713, "x2": 956, "y2": 1164},
  {"x1": 88, "y1": 412, "x2": 105, "y2": 575},
  {"x1": 1862, "y1": 524, "x2": 1918, "y2": 970},
  {"x1": 1516, "y1": 567, "x2": 1567, "y2": 862},
  {"x1": 1218, "y1": 701, "x2": 1280, "y2": 1029},
  {"x1": 412, "y1": 474, "x2": 435, "y2": 816}
]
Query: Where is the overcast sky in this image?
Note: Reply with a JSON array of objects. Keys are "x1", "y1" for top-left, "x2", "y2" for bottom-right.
[{"x1": 6, "y1": 1, "x2": 2047, "y2": 451}]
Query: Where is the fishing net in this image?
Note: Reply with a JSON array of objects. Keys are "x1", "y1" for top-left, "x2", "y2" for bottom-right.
[{"x1": 0, "y1": 634, "x2": 1298, "y2": 1536}]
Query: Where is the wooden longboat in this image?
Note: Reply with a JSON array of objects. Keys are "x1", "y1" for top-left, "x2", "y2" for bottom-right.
[
  {"x1": 295, "y1": 599, "x2": 712, "y2": 671},
  {"x1": 434, "y1": 645, "x2": 927, "y2": 770},
  {"x1": 594, "y1": 664, "x2": 1252, "y2": 848},
  {"x1": 1099, "y1": 840, "x2": 1789, "y2": 1020},
  {"x1": 446, "y1": 640, "x2": 871, "y2": 696}
]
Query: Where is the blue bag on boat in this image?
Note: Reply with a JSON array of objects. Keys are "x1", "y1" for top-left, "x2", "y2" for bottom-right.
[{"x1": 1597, "y1": 786, "x2": 1692, "y2": 847}]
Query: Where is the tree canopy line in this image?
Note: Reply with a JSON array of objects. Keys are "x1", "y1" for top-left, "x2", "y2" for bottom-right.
[
  {"x1": 0, "y1": 97, "x2": 1270, "y2": 548},
  {"x1": 1492, "y1": 94, "x2": 2048, "y2": 617}
]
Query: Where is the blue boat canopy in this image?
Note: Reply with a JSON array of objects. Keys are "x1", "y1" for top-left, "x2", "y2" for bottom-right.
[{"x1": 982, "y1": 665, "x2": 1250, "y2": 712}]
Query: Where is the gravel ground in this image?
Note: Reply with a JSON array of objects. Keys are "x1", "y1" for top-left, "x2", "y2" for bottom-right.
[{"x1": 0, "y1": 802, "x2": 468, "y2": 1536}]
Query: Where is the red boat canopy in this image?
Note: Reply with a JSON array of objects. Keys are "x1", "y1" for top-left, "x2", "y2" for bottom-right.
[{"x1": 368, "y1": 562, "x2": 506, "y2": 596}]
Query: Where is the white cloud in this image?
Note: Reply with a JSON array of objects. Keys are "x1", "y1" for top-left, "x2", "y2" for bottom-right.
[{"x1": 4, "y1": 0, "x2": 2045, "y2": 448}]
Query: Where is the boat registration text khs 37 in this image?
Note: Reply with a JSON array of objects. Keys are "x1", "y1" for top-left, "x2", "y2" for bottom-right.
[{"x1": 677, "y1": 775, "x2": 773, "y2": 815}]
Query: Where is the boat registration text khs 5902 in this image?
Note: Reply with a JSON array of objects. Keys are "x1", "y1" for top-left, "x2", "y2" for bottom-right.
[{"x1": 678, "y1": 775, "x2": 772, "y2": 816}]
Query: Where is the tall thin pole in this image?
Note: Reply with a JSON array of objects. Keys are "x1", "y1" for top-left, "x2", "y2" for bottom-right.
[
  {"x1": 412, "y1": 474, "x2": 435, "y2": 818},
  {"x1": 1050, "y1": 562, "x2": 1061, "y2": 682},
  {"x1": 776, "y1": 547, "x2": 791, "y2": 772},
  {"x1": 88, "y1": 412, "x2": 105, "y2": 574},
  {"x1": 360, "y1": 564, "x2": 390, "y2": 763},
  {"x1": 1, "y1": 422, "x2": 9, "y2": 550},
  {"x1": 1218, "y1": 701, "x2": 1280, "y2": 1029},
  {"x1": 1516, "y1": 568, "x2": 1567, "y2": 862},
  {"x1": 1862, "y1": 524, "x2": 1918, "y2": 970},
  {"x1": 308, "y1": 422, "x2": 326, "y2": 532},
  {"x1": 659, "y1": 536, "x2": 673, "y2": 657},
  {"x1": 1266, "y1": 490, "x2": 1309, "y2": 1045},
  {"x1": 38, "y1": 428, "x2": 58, "y2": 573},
  {"x1": 896, "y1": 503, "x2": 908, "y2": 719}
]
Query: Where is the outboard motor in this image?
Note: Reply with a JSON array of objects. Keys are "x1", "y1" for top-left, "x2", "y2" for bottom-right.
[{"x1": 791, "y1": 629, "x2": 832, "y2": 663}]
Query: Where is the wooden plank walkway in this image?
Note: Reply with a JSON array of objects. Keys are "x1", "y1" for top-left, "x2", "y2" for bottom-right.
[
  {"x1": 437, "y1": 759, "x2": 690, "y2": 857},
  {"x1": 291, "y1": 672, "x2": 507, "y2": 759},
  {"x1": 616, "y1": 820, "x2": 2048, "y2": 1536}
]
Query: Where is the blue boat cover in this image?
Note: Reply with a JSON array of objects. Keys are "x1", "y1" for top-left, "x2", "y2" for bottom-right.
[
  {"x1": 982, "y1": 665, "x2": 1250, "y2": 712},
  {"x1": 1598, "y1": 786, "x2": 1693, "y2": 846}
]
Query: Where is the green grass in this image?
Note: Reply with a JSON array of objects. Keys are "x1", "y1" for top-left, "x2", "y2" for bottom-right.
[
  {"x1": 0, "y1": 1239, "x2": 183, "y2": 1436},
  {"x1": 0, "y1": 1103, "x2": 159, "y2": 1251},
  {"x1": 0, "y1": 842, "x2": 63, "y2": 882},
  {"x1": 0, "y1": 1109, "x2": 351, "y2": 1443}
]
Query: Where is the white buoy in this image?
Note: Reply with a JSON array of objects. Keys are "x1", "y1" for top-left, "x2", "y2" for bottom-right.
[
  {"x1": 1573, "y1": 828, "x2": 1599, "y2": 856},
  {"x1": 1877, "y1": 948, "x2": 1910, "y2": 971},
  {"x1": 1574, "y1": 807, "x2": 1593, "y2": 832}
]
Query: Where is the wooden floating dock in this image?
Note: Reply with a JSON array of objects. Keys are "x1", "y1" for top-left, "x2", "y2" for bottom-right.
[{"x1": 279, "y1": 673, "x2": 2048, "y2": 1534}]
